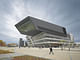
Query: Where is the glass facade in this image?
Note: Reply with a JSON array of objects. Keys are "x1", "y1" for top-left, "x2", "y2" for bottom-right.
[{"x1": 18, "y1": 21, "x2": 35, "y2": 33}]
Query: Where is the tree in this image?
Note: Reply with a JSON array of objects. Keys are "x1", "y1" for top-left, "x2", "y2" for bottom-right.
[
  {"x1": 0, "y1": 40, "x2": 6, "y2": 46},
  {"x1": 0, "y1": 40, "x2": 3, "y2": 46}
]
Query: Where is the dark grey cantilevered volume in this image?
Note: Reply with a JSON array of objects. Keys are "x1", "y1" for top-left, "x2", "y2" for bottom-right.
[{"x1": 15, "y1": 16, "x2": 67, "y2": 37}]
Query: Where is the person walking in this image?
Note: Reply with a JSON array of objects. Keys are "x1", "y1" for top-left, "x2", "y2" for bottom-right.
[{"x1": 49, "y1": 47, "x2": 54, "y2": 55}]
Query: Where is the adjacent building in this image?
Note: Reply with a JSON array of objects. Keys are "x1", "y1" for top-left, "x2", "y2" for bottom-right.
[
  {"x1": 19, "y1": 38, "x2": 24, "y2": 47},
  {"x1": 7, "y1": 43, "x2": 18, "y2": 47}
]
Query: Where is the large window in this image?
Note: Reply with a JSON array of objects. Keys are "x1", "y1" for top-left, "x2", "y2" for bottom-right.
[{"x1": 18, "y1": 21, "x2": 35, "y2": 33}]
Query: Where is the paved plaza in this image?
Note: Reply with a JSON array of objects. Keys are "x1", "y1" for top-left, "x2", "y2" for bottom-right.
[{"x1": 0, "y1": 47, "x2": 80, "y2": 60}]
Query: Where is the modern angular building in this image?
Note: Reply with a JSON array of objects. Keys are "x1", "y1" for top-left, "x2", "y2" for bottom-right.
[{"x1": 15, "y1": 16, "x2": 73, "y2": 47}]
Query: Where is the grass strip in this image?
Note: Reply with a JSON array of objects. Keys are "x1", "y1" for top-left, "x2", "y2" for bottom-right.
[
  {"x1": 13, "y1": 55, "x2": 50, "y2": 60},
  {"x1": 0, "y1": 50, "x2": 14, "y2": 54}
]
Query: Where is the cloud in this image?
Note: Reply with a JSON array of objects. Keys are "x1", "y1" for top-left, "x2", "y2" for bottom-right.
[
  {"x1": 0, "y1": 0, "x2": 80, "y2": 43},
  {"x1": 0, "y1": 0, "x2": 48, "y2": 43},
  {"x1": 0, "y1": 0, "x2": 27, "y2": 43}
]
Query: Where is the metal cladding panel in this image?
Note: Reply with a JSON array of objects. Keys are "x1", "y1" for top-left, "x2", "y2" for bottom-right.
[
  {"x1": 15, "y1": 17, "x2": 30, "y2": 27},
  {"x1": 15, "y1": 16, "x2": 67, "y2": 37},
  {"x1": 15, "y1": 16, "x2": 41, "y2": 36},
  {"x1": 30, "y1": 16, "x2": 67, "y2": 37}
]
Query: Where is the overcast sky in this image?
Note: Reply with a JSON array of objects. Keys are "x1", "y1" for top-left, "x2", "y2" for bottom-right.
[{"x1": 0, "y1": 0, "x2": 80, "y2": 44}]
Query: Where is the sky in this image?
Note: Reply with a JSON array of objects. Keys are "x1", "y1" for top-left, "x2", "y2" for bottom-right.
[{"x1": 0, "y1": 0, "x2": 80, "y2": 44}]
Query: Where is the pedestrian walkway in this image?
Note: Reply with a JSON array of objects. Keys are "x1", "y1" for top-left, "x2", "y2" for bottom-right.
[
  {"x1": 0, "y1": 47, "x2": 80, "y2": 60},
  {"x1": 15, "y1": 47, "x2": 80, "y2": 60}
]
